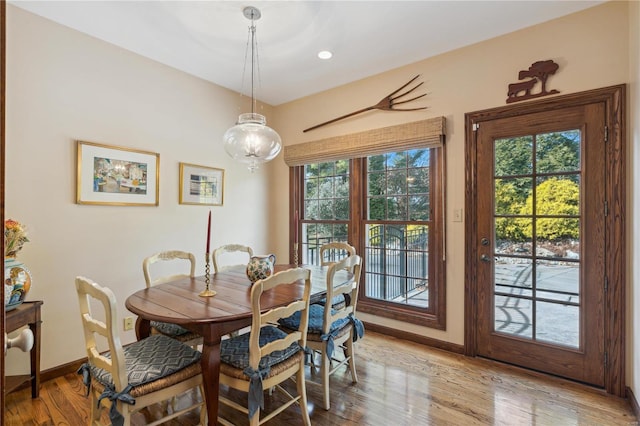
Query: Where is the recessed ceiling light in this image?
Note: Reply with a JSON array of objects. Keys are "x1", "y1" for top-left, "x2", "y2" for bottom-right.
[{"x1": 318, "y1": 50, "x2": 333, "y2": 60}]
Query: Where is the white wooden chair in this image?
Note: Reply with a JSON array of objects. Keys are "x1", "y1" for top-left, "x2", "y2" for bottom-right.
[
  {"x1": 75, "y1": 276, "x2": 206, "y2": 425},
  {"x1": 217, "y1": 268, "x2": 312, "y2": 426},
  {"x1": 279, "y1": 254, "x2": 364, "y2": 410},
  {"x1": 317, "y1": 242, "x2": 356, "y2": 310},
  {"x1": 142, "y1": 250, "x2": 202, "y2": 348},
  {"x1": 212, "y1": 244, "x2": 254, "y2": 273},
  {"x1": 319, "y1": 242, "x2": 356, "y2": 267}
]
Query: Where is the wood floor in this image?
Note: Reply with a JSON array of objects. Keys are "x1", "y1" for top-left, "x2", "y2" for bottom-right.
[{"x1": 4, "y1": 331, "x2": 637, "y2": 425}]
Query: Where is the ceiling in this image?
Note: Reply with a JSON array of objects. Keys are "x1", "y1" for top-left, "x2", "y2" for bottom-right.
[{"x1": 11, "y1": 1, "x2": 604, "y2": 106}]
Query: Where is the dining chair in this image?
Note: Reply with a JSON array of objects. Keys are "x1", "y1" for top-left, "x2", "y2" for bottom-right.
[
  {"x1": 142, "y1": 250, "x2": 202, "y2": 348},
  {"x1": 217, "y1": 268, "x2": 312, "y2": 426},
  {"x1": 316, "y1": 242, "x2": 356, "y2": 310},
  {"x1": 75, "y1": 276, "x2": 206, "y2": 426},
  {"x1": 279, "y1": 254, "x2": 364, "y2": 411},
  {"x1": 212, "y1": 243, "x2": 254, "y2": 273}
]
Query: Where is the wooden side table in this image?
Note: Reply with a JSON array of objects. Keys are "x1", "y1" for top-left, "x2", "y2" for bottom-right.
[{"x1": 5, "y1": 300, "x2": 43, "y2": 398}]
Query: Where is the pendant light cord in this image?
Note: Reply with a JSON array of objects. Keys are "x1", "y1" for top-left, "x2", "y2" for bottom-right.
[{"x1": 250, "y1": 19, "x2": 255, "y2": 114}]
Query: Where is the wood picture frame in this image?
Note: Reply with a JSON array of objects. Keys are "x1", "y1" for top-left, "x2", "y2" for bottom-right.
[
  {"x1": 179, "y1": 162, "x2": 224, "y2": 206},
  {"x1": 76, "y1": 140, "x2": 159, "y2": 206}
]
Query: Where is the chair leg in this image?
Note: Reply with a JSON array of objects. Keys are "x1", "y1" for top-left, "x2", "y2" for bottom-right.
[
  {"x1": 321, "y1": 346, "x2": 331, "y2": 410},
  {"x1": 90, "y1": 392, "x2": 102, "y2": 426},
  {"x1": 249, "y1": 409, "x2": 260, "y2": 426},
  {"x1": 297, "y1": 362, "x2": 311, "y2": 425},
  {"x1": 345, "y1": 336, "x2": 358, "y2": 383},
  {"x1": 199, "y1": 383, "x2": 207, "y2": 425}
]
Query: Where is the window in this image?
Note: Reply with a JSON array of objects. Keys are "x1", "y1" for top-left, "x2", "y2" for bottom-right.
[
  {"x1": 292, "y1": 147, "x2": 445, "y2": 329},
  {"x1": 301, "y1": 160, "x2": 350, "y2": 265}
]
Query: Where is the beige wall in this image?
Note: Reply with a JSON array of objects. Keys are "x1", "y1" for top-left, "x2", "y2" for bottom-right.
[
  {"x1": 273, "y1": 1, "x2": 630, "y2": 346},
  {"x1": 5, "y1": 5, "x2": 276, "y2": 372},
  {"x1": 6, "y1": 1, "x2": 637, "y2": 399}
]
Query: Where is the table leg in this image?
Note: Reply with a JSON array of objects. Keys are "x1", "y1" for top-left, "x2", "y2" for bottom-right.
[
  {"x1": 134, "y1": 317, "x2": 151, "y2": 340},
  {"x1": 200, "y1": 333, "x2": 222, "y2": 426},
  {"x1": 29, "y1": 318, "x2": 42, "y2": 398}
]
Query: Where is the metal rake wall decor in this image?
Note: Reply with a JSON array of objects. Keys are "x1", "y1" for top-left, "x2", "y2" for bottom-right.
[{"x1": 303, "y1": 74, "x2": 428, "y2": 133}]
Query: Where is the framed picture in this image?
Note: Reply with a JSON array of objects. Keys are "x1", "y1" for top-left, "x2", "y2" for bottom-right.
[
  {"x1": 179, "y1": 163, "x2": 224, "y2": 206},
  {"x1": 76, "y1": 140, "x2": 159, "y2": 206}
]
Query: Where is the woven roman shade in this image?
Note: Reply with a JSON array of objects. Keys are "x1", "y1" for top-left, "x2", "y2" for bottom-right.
[{"x1": 284, "y1": 117, "x2": 446, "y2": 166}]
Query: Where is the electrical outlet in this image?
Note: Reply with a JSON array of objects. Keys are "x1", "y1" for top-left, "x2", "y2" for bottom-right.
[{"x1": 123, "y1": 317, "x2": 134, "y2": 331}]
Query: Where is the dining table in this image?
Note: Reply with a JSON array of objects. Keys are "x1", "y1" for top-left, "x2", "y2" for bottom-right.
[{"x1": 124, "y1": 263, "x2": 345, "y2": 425}]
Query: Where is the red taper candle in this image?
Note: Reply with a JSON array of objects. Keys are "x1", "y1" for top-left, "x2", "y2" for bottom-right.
[{"x1": 206, "y1": 210, "x2": 211, "y2": 254}]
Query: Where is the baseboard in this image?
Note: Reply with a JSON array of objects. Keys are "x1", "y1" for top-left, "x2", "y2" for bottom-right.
[
  {"x1": 41, "y1": 358, "x2": 87, "y2": 383},
  {"x1": 627, "y1": 386, "x2": 640, "y2": 421},
  {"x1": 31, "y1": 324, "x2": 464, "y2": 388},
  {"x1": 9, "y1": 358, "x2": 87, "y2": 394},
  {"x1": 364, "y1": 321, "x2": 465, "y2": 354}
]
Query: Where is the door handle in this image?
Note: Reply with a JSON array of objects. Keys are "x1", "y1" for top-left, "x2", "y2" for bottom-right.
[{"x1": 480, "y1": 254, "x2": 491, "y2": 263}]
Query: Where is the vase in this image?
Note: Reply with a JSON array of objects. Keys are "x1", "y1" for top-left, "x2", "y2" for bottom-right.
[
  {"x1": 4, "y1": 257, "x2": 32, "y2": 311},
  {"x1": 246, "y1": 254, "x2": 276, "y2": 283}
]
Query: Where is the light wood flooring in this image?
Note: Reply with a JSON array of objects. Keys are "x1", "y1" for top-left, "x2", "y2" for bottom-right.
[{"x1": 4, "y1": 331, "x2": 637, "y2": 425}]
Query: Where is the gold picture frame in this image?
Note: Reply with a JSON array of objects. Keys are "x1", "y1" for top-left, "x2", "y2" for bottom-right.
[
  {"x1": 179, "y1": 162, "x2": 224, "y2": 206},
  {"x1": 76, "y1": 140, "x2": 160, "y2": 206}
]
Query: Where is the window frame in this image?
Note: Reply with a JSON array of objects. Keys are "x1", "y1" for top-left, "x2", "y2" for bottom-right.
[{"x1": 290, "y1": 147, "x2": 446, "y2": 330}]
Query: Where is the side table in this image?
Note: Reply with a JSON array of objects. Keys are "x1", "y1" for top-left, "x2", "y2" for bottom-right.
[{"x1": 5, "y1": 300, "x2": 43, "y2": 398}]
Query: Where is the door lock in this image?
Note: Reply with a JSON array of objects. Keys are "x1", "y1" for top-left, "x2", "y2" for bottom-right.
[{"x1": 480, "y1": 254, "x2": 491, "y2": 263}]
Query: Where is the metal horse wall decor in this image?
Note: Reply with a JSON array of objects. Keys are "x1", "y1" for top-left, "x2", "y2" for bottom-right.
[
  {"x1": 303, "y1": 75, "x2": 427, "y2": 133},
  {"x1": 506, "y1": 59, "x2": 560, "y2": 104}
]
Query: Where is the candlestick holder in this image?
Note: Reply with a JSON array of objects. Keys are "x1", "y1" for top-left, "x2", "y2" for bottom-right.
[
  {"x1": 199, "y1": 252, "x2": 216, "y2": 297},
  {"x1": 293, "y1": 243, "x2": 299, "y2": 267}
]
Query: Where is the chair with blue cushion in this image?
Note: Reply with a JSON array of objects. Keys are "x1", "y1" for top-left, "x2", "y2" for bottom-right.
[
  {"x1": 279, "y1": 254, "x2": 363, "y2": 411},
  {"x1": 316, "y1": 242, "x2": 356, "y2": 310},
  {"x1": 75, "y1": 276, "x2": 206, "y2": 425},
  {"x1": 217, "y1": 268, "x2": 312, "y2": 426},
  {"x1": 142, "y1": 250, "x2": 203, "y2": 349}
]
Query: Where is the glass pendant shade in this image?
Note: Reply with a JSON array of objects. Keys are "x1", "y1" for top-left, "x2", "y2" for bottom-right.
[
  {"x1": 223, "y1": 113, "x2": 282, "y2": 173},
  {"x1": 223, "y1": 6, "x2": 281, "y2": 173}
]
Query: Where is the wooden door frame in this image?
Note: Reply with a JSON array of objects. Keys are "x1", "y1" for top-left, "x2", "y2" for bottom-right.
[
  {"x1": 463, "y1": 85, "x2": 626, "y2": 396},
  {"x1": 1, "y1": 0, "x2": 7, "y2": 415}
]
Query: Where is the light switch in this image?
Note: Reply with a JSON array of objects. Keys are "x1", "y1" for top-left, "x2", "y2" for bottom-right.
[{"x1": 453, "y1": 209, "x2": 463, "y2": 222}]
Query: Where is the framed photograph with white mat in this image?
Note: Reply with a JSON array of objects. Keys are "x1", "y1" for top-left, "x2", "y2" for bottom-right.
[
  {"x1": 76, "y1": 140, "x2": 159, "y2": 206},
  {"x1": 179, "y1": 162, "x2": 224, "y2": 206}
]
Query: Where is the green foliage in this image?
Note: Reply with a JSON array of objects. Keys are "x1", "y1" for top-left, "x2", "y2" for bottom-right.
[
  {"x1": 495, "y1": 178, "x2": 579, "y2": 242},
  {"x1": 536, "y1": 131, "x2": 580, "y2": 176},
  {"x1": 494, "y1": 131, "x2": 580, "y2": 242},
  {"x1": 494, "y1": 180, "x2": 527, "y2": 241},
  {"x1": 367, "y1": 150, "x2": 430, "y2": 221},
  {"x1": 304, "y1": 161, "x2": 349, "y2": 220},
  {"x1": 521, "y1": 178, "x2": 579, "y2": 240}
]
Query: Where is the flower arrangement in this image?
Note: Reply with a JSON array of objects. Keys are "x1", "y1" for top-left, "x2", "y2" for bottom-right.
[{"x1": 4, "y1": 219, "x2": 29, "y2": 258}]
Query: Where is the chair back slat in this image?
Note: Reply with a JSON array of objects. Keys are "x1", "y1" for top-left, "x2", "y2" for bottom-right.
[
  {"x1": 212, "y1": 244, "x2": 253, "y2": 273},
  {"x1": 249, "y1": 268, "x2": 311, "y2": 370},
  {"x1": 323, "y1": 255, "x2": 362, "y2": 333},
  {"x1": 142, "y1": 250, "x2": 196, "y2": 287},
  {"x1": 319, "y1": 242, "x2": 356, "y2": 267}
]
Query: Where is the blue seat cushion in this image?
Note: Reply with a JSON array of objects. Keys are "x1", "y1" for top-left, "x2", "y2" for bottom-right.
[
  {"x1": 89, "y1": 334, "x2": 201, "y2": 388},
  {"x1": 279, "y1": 303, "x2": 351, "y2": 334},
  {"x1": 315, "y1": 295, "x2": 346, "y2": 310},
  {"x1": 150, "y1": 320, "x2": 191, "y2": 337},
  {"x1": 220, "y1": 325, "x2": 301, "y2": 371}
]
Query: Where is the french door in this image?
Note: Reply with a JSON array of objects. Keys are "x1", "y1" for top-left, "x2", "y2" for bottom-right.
[{"x1": 465, "y1": 86, "x2": 625, "y2": 395}]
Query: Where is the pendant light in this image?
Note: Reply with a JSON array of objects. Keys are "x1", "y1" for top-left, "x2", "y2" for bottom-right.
[{"x1": 223, "y1": 6, "x2": 282, "y2": 173}]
